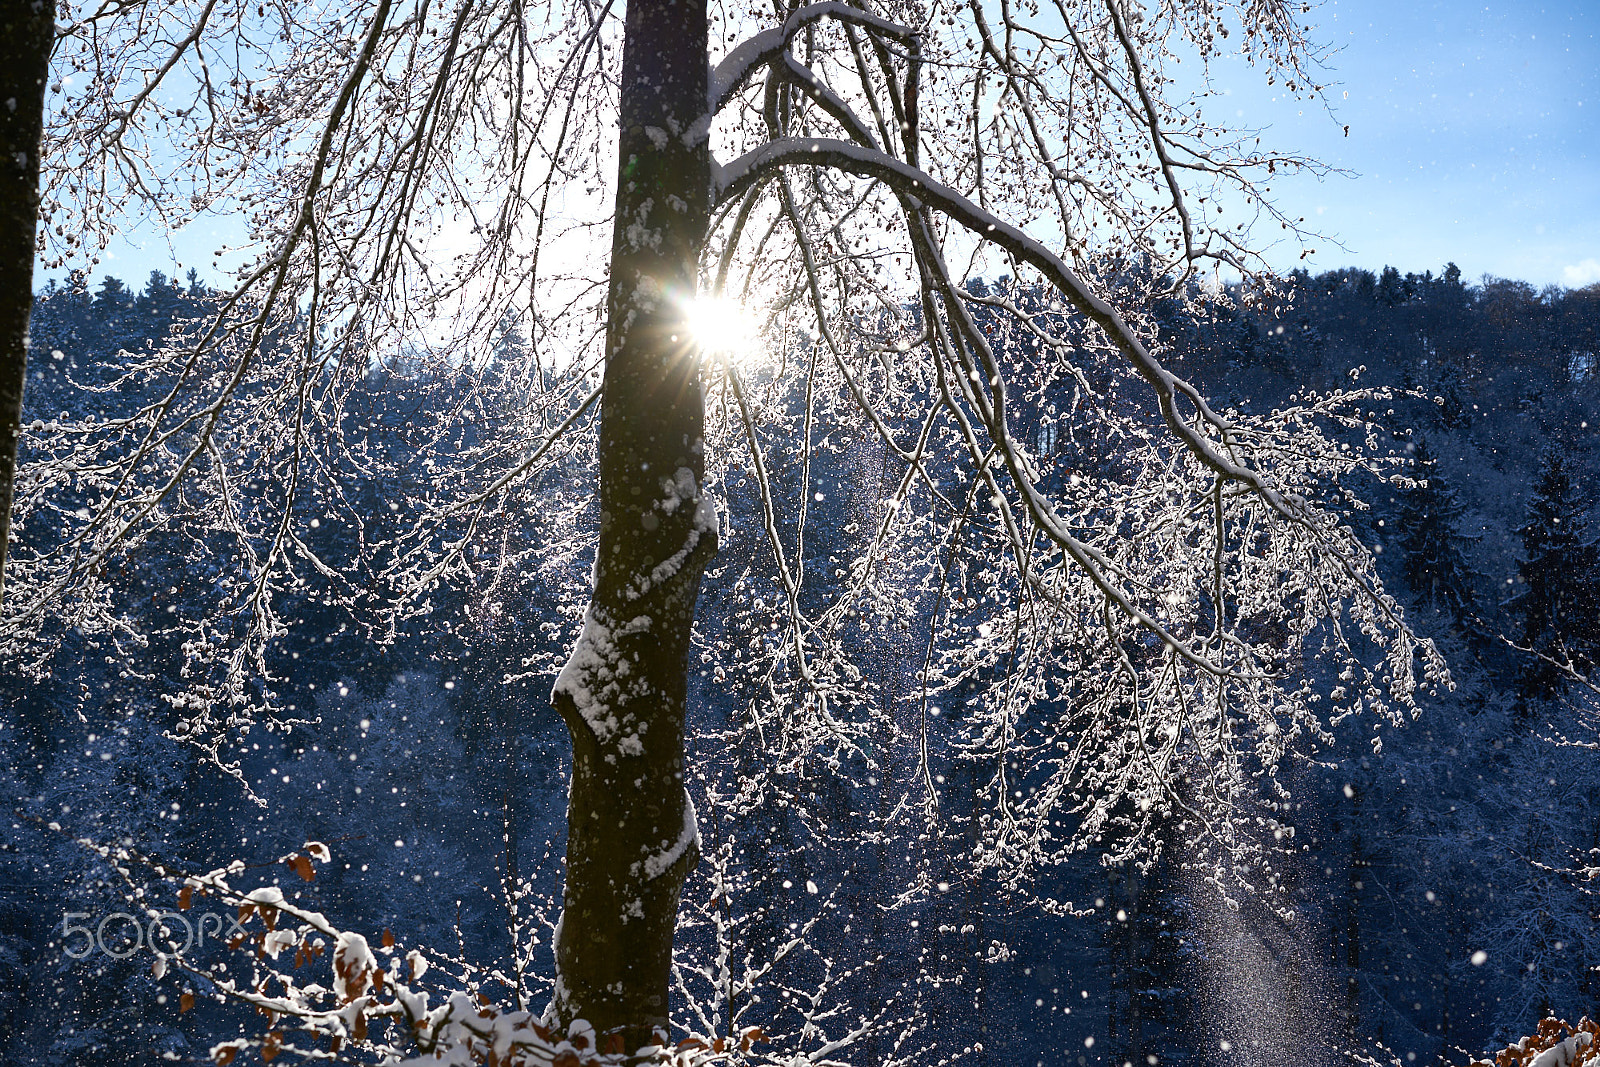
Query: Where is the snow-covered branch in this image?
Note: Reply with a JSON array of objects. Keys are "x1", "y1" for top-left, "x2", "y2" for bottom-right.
[{"x1": 708, "y1": 2, "x2": 918, "y2": 120}]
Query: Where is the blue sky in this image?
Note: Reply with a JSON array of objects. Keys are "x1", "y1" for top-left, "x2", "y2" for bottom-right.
[
  {"x1": 65, "y1": 0, "x2": 1600, "y2": 291},
  {"x1": 1224, "y1": 0, "x2": 1599, "y2": 287}
]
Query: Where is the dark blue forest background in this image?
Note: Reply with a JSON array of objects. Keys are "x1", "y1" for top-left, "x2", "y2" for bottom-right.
[{"x1": 2, "y1": 265, "x2": 1598, "y2": 1066}]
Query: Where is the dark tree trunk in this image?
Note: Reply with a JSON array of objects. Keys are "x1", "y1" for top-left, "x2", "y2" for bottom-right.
[
  {"x1": 1345, "y1": 792, "x2": 1363, "y2": 1042},
  {"x1": 0, "y1": 0, "x2": 54, "y2": 601},
  {"x1": 550, "y1": 0, "x2": 714, "y2": 1049}
]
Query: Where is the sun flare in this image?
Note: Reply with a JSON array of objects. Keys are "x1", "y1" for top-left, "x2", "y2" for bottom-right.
[{"x1": 683, "y1": 293, "x2": 764, "y2": 365}]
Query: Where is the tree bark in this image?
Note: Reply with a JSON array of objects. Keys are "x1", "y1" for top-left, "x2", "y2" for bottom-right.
[
  {"x1": 1345, "y1": 790, "x2": 1363, "y2": 1043},
  {"x1": 0, "y1": 0, "x2": 54, "y2": 602},
  {"x1": 550, "y1": 0, "x2": 714, "y2": 1049}
]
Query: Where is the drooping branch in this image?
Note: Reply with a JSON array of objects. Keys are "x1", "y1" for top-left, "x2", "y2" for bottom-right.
[{"x1": 715, "y1": 136, "x2": 1275, "y2": 507}]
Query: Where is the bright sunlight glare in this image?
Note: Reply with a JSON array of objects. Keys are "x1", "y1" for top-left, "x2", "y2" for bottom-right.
[{"x1": 682, "y1": 293, "x2": 764, "y2": 365}]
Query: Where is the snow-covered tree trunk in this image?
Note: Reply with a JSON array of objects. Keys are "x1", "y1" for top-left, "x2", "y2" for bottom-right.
[
  {"x1": 0, "y1": 0, "x2": 53, "y2": 600},
  {"x1": 549, "y1": 0, "x2": 716, "y2": 1047}
]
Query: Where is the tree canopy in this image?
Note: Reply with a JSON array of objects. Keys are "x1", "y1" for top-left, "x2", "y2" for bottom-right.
[{"x1": 0, "y1": 0, "x2": 1463, "y2": 1057}]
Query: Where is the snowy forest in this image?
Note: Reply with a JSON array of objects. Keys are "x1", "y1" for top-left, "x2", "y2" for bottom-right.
[
  {"x1": 3, "y1": 264, "x2": 1598, "y2": 1066},
  {"x1": 1, "y1": 0, "x2": 1598, "y2": 1066}
]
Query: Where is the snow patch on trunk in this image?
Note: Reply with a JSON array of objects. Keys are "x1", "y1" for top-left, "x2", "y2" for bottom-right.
[
  {"x1": 623, "y1": 469, "x2": 718, "y2": 601},
  {"x1": 632, "y1": 793, "x2": 699, "y2": 881},
  {"x1": 552, "y1": 609, "x2": 652, "y2": 744}
]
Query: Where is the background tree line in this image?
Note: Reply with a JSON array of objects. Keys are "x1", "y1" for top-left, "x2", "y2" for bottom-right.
[{"x1": 3, "y1": 263, "x2": 1596, "y2": 1066}]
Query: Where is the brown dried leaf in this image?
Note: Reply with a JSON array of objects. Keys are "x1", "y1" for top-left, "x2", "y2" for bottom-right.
[{"x1": 287, "y1": 854, "x2": 315, "y2": 882}]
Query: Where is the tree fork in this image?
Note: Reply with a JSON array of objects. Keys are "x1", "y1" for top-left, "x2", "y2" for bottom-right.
[{"x1": 551, "y1": 0, "x2": 715, "y2": 1049}]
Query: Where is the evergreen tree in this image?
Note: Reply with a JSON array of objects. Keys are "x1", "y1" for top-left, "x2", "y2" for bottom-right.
[
  {"x1": 1376, "y1": 266, "x2": 1406, "y2": 308},
  {"x1": 1104, "y1": 854, "x2": 1193, "y2": 1067},
  {"x1": 1513, "y1": 451, "x2": 1600, "y2": 700},
  {"x1": 1432, "y1": 364, "x2": 1472, "y2": 430},
  {"x1": 1397, "y1": 437, "x2": 1478, "y2": 623}
]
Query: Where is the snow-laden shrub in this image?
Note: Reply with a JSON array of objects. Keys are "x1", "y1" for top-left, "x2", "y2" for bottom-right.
[
  {"x1": 81, "y1": 838, "x2": 763, "y2": 1066},
  {"x1": 1471, "y1": 1017, "x2": 1598, "y2": 1067}
]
